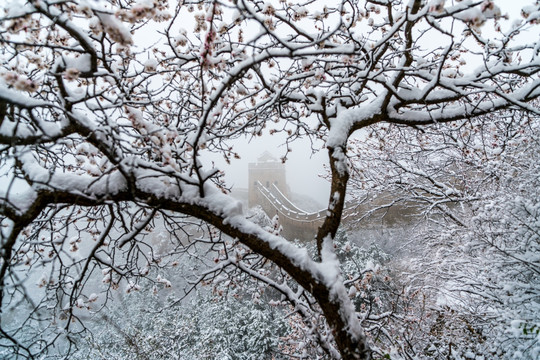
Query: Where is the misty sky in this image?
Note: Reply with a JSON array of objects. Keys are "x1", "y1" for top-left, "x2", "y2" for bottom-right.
[{"x1": 211, "y1": 132, "x2": 330, "y2": 204}]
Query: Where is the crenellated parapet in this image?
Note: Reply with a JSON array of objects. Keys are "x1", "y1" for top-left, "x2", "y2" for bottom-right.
[
  {"x1": 255, "y1": 181, "x2": 325, "y2": 241},
  {"x1": 247, "y1": 153, "x2": 421, "y2": 241}
]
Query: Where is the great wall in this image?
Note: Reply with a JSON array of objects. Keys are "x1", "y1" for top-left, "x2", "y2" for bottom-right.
[{"x1": 245, "y1": 152, "x2": 419, "y2": 241}]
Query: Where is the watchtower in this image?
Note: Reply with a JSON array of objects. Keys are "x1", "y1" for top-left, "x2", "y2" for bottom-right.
[{"x1": 248, "y1": 151, "x2": 288, "y2": 207}]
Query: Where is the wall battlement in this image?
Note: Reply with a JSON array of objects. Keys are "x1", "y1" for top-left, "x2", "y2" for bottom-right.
[
  {"x1": 247, "y1": 153, "x2": 420, "y2": 241},
  {"x1": 248, "y1": 152, "x2": 324, "y2": 241}
]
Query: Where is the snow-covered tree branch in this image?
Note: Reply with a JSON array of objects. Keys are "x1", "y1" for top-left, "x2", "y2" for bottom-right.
[{"x1": 1, "y1": 0, "x2": 539, "y2": 359}]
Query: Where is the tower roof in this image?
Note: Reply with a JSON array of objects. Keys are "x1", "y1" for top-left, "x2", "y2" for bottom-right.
[{"x1": 257, "y1": 151, "x2": 278, "y2": 163}]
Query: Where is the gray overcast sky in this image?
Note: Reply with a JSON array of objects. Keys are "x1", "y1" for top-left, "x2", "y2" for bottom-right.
[{"x1": 212, "y1": 131, "x2": 330, "y2": 204}]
